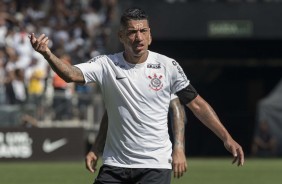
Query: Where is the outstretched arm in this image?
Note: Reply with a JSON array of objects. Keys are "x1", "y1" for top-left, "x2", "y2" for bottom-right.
[
  {"x1": 169, "y1": 98, "x2": 187, "y2": 178},
  {"x1": 29, "y1": 33, "x2": 85, "y2": 83},
  {"x1": 85, "y1": 111, "x2": 108, "y2": 173},
  {"x1": 187, "y1": 95, "x2": 244, "y2": 166}
]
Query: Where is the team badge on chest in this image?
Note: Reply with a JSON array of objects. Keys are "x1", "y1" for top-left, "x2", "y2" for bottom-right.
[{"x1": 148, "y1": 73, "x2": 163, "y2": 91}]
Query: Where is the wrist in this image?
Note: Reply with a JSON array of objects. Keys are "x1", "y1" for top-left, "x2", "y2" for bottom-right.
[
  {"x1": 42, "y1": 49, "x2": 52, "y2": 60},
  {"x1": 222, "y1": 134, "x2": 232, "y2": 143},
  {"x1": 173, "y1": 143, "x2": 185, "y2": 150},
  {"x1": 91, "y1": 146, "x2": 103, "y2": 155}
]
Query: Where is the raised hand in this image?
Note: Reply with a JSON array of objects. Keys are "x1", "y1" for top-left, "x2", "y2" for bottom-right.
[{"x1": 29, "y1": 33, "x2": 50, "y2": 55}]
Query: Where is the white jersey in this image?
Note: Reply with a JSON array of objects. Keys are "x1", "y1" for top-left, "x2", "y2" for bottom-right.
[{"x1": 75, "y1": 50, "x2": 189, "y2": 169}]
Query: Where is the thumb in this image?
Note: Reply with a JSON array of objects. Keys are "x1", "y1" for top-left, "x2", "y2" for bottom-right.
[
  {"x1": 224, "y1": 142, "x2": 237, "y2": 157},
  {"x1": 29, "y1": 33, "x2": 36, "y2": 44},
  {"x1": 86, "y1": 158, "x2": 95, "y2": 173},
  {"x1": 230, "y1": 145, "x2": 237, "y2": 158}
]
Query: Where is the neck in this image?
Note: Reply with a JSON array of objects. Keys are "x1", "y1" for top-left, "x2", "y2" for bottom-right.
[{"x1": 123, "y1": 51, "x2": 149, "y2": 64}]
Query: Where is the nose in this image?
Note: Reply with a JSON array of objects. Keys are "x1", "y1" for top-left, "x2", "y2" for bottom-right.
[{"x1": 135, "y1": 31, "x2": 143, "y2": 41}]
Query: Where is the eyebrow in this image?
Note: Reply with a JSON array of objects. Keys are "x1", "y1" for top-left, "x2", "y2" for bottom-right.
[{"x1": 127, "y1": 27, "x2": 149, "y2": 30}]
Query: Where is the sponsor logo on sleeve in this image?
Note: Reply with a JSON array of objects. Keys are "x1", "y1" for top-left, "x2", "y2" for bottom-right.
[{"x1": 171, "y1": 60, "x2": 188, "y2": 82}]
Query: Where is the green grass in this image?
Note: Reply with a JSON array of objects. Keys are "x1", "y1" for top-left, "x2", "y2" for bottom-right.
[{"x1": 0, "y1": 158, "x2": 281, "y2": 184}]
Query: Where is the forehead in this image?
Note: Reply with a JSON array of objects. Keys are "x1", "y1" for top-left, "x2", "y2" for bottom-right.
[{"x1": 125, "y1": 19, "x2": 149, "y2": 29}]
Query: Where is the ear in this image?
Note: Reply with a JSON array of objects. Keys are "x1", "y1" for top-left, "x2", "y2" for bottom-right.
[
  {"x1": 149, "y1": 34, "x2": 152, "y2": 45},
  {"x1": 118, "y1": 31, "x2": 124, "y2": 44}
]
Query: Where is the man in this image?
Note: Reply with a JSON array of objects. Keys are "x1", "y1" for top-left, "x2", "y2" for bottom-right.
[
  {"x1": 29, "y1": 7, "x2": 244, "y2": 184},
  {"x1": 85, "y1": 96, "x2": 187, "y2": 179}
]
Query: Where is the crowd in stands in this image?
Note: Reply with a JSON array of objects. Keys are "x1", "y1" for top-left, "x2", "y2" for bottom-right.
[{"x1": 0, "y1": 0, "x2": 120, "y2": 126}]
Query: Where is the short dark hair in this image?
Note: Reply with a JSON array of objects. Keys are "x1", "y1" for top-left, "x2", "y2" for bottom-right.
[{"x1": 120, "y1": 8, "x2": 149, "y2": 28}]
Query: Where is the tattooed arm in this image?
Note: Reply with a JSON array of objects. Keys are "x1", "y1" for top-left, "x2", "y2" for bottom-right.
[
  {"x1": 29, "y1": 33, "x2": 85, "y2": 83},
  {"x1": 169, "y1": 98, "x2": 187, "y2": 178},
  {"x1": 187, "y1": 95, "x2": 244, "y2": 166}
]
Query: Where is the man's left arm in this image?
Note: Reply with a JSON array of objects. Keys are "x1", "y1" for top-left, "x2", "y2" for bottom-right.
[
  {"x1": 176, "y1": 83, "x2": 244, "y2": 166},
  {"x1": 187, "y1": 95, "x2": 244, "y2": 166},
  {"x1": 169, "y1": 98, "x2": 187, "y2": 178}
]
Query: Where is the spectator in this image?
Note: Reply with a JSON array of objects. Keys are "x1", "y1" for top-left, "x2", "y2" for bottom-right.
[
  {"x1": 1, "y1": 0, "x2": 121, "y2": 124},
  {"x1": 251, "y1": 120, "x2": 278, "y2": 157},
  {"x1": 52, "y1": 54, "x2": 74, "y2": 120},
  {"x1": 0, "y1": 48, "x2": 6, "y2": 104},
  {"x1": 9, "y1": 68, "x2": 27, "y2": 105}
]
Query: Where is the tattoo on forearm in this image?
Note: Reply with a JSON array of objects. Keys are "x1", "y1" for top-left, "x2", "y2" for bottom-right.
[
  {"x1": 45, "y1": 53, "x2": 82, "y2": 82},
  {"x1": 170, "y1": 99, "x2": 185, "y2": 149},
  {"x1": 174, "y1": 128, "x2": 185, "y2": 147}
]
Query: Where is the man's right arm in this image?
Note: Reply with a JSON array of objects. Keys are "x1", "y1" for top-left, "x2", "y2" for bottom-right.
[
  {"x1": 169, "y1": 98, "x2": 187, "y2": 178},
  {"x1": 29, "y1": 33, "x2": 85, "y2": 83},
  {"x1": 91, "y1": 111, "x2": 108, "y2": 154},
  {"x1": 85, "y1": 111, "x2": 108, "y2": 173}
]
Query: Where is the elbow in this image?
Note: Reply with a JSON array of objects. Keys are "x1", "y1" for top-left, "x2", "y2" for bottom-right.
[
  {"x1": 189, "y1": 102, "x2": 202, "y2": 115},
  {"x1": 187, "y1": 95, "x2": 208, "y2": 115},
  {"x1": 64, "y1": 74, "x2": 81, "y2": 83},
  {"x1": 64, "y1": 78, "x2": 73, "y2": 83},
  {"x1": 187, "y1": 96, "x2": 201, "y2": 111}
]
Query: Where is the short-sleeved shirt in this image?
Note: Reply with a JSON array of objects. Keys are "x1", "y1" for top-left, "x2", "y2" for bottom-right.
[{"x1": 75, "y1": 50, "x2": 189, "y2": 169}]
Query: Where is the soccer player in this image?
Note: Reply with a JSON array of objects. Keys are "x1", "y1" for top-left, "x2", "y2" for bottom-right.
[{"x1": 29, "y1": 7, "x2": 244, "y2": 184}]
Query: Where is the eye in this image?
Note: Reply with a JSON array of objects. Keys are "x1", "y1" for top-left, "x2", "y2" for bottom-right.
[
  {"x1": 141, "y1": 29, "x2": 148, "y2": 33},
  {"x1": 127, "y1": 30, "x2": 137, "y2": 35}
]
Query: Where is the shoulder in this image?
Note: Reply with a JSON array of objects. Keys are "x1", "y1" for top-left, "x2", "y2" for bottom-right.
[
  {"x1": 87, "y1": 52, "x2": 122, "y2": 64},
  {"x1": 149, "y1": 51, "x2": 176, "y2": 65},
  {"x1": 107, "y1": 52, "x2": 123, "y2": 63},
  {"x1": 87, "y1": 55, "x2": 107, "y2": 64}
]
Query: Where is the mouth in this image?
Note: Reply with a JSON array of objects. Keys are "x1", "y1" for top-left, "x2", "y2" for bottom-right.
[{"x1": 135, "y1": 44, "x2": 145, "y2": 50}]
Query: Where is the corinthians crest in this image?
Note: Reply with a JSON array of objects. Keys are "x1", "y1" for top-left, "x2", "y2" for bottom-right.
[{"x1": 148, "y1": 73, "x2": 163, "y2": 91}]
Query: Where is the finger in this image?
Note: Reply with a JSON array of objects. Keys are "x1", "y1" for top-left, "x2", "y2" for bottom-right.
[
  {"x1": 86, "y1": 157, "x2": 94, "y2": 173},
  {"x1": 229, "y1": 146, "x2": 240, "y2": 166},
  {"x1": 29, "y1": 33, "x2": 37, "y2": 44},
  {"x1": 93, "y1": 158, "x2": 98, "y2": 171},
  {"x1": 232, "y1": 149, "x2": 238, "y2": 158},
  {"x1": 175, "y1": 164, "x2": 183, "y2": 178},
  {"x1": 230, "y1": 145, "x2": 237, "y2": 158},
  {"x1": 181, "y1": 163, "x2": 187, "y2": 176},
  {"x1": 42, "y1": 36, "x2": 49, "y2": 44},
  {"x1": 173, "y1": 163, "x2": 179, "y2": 178},
  {"x1": 184, "y1": 161, "x2": 188, "y2": 172},
  {"x1": 36, "y1": 34, "x2": 48, "y2": 49},
  {"x1": 237, "y1": 148, "x2": 244, "y2": 166},
  {"x1": 174, "y1": 171, "x2": 180, "y2": 178},
  {"x1": 179, "y1": 164, "x2": 184, "y2": 178},
  {"x1": 37, "y1": 34, "x2": 46, "y2": 42},
  {"x1": 232, "y1": 156, "x2": 238, "y2": 164},
  {"x1": 35, "y1": 34, "x2": 46, "y2": 50}
]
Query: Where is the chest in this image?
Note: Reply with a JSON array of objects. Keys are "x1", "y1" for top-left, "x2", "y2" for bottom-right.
[{"x1": 118, "y1": 65, "x2": 168, "y2": 93}]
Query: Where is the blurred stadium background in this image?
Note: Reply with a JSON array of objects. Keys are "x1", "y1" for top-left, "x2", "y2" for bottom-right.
[{"x1": 0, "y1": 0, "x2": 282, "y2": 183}]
